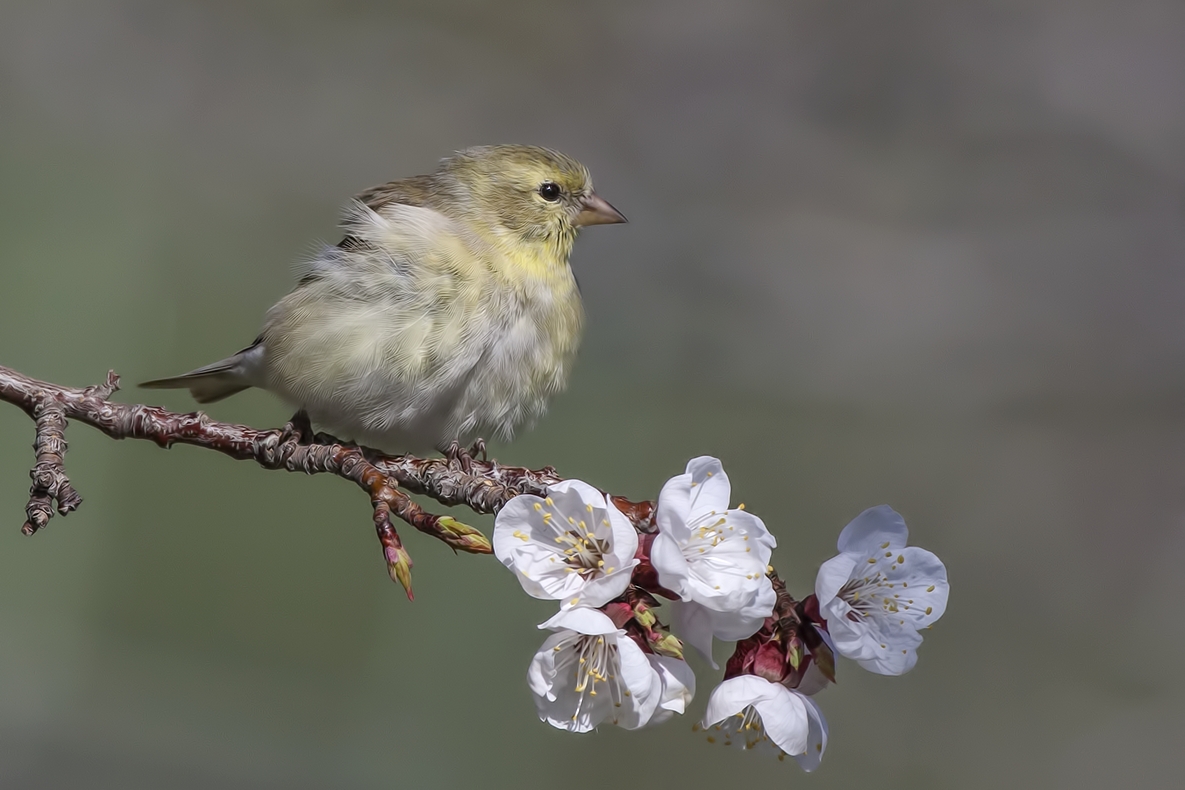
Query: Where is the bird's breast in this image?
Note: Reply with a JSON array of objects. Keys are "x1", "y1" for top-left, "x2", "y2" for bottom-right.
[
  {"x1": 454, "y1": 271, "x2": 585, "y2": 440},
  {"x1": 261, "y1": 240, "x2": 585, "y2": 448}
]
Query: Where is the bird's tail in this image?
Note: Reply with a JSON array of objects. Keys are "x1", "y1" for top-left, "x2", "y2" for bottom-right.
[{"x1": 139, "y1": 340, "x2": 264, "y2": 404}]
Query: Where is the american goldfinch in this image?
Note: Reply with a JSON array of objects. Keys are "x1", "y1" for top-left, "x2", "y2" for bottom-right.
[{"x1": 142, "y1": 145, "x2": 625, "y2": 452}]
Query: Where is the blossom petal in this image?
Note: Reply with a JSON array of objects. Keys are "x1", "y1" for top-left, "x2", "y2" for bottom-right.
[
  {"x1": 532, "y1": 657, "x2": 607, "y2": 732},
  {"x1": 823, "y1": 609, "x2": 877, "y2": 661},
  {"x1": 527, "y1": 630, "x2": 570, "y2": 701},
  {"x1": 545, "y1": 479, "x2": 608, "y2": 520},
  {"x1": 492, "y1": 495, "x2": 554, "y2": 594},
  {"x1": 540, "y1": 606, "x2": 619, "y2": 636},
  {"x1": 645, "y1": 655, "x2": 696, "y2": 726},
  {"x1": 836, "y1": 505, "x2": 909, "y2": 555},
  {"x1": 693, "y1": 510, "x2": 776, "y2": 564},
  {"x1": 825, "y1": 597, "x2": 926, "y2": 674},
  {"x1": 671, "y1": 594, "x2": 770, "y2": 667},
  {"x1": 605, "y1": 494, "x2": 641, "y2": 566},
  {"x1": 613, "y1": 636, "x2": 663, "y2": 729},
  {"x1": 754, "y1": 686, "x2": 809, "y2": 757},
  {"x1": 707, "y1": 580, "x2": 774, "y2": 641},
  {"x1": 655, "y1": 474, "x2": 694, "y2": 541},
  {"x1": 857, "y1": 640, "x2": 920, "y2": 675},
  {"x1": 880, "y1": 546, "x2": 949, "y2": 627},
  {"x1": 651, "y1": 531, "x2": 692, "y2": 599},
  {"x1": 567, "y1": 564, "x2": 637, "y2": 610},
  {"x1": 683, "y1": 456, "x2": 733, "y2": 522},
  {"x1": 793, "y1": 696, "x2": 829, "y2": 772},
  {"x1": 702, "y1": 675, "x2": 781, "y2": 726},
  {"x1": 815, "y1": 552, "x2": 859, "y2": 607},
  {"x1": 672, "y1": 600, "x2": 719, "y2": 669}
]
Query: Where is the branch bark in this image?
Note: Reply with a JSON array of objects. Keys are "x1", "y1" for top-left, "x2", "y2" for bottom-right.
[{"x1": 0, "y1": 363, "x2": 653, "y2": 598}]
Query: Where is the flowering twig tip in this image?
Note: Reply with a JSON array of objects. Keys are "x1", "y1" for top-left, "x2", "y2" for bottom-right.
[{"x1": 384, "y1": 544, "x2": 414, "y2": 599}]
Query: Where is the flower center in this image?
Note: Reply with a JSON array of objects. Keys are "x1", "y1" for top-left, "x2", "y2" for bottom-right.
[
  {"x1": 556, "y1": 528, "x2": 611, "y2": 578},
  {"x1": 683, "y1": 511, "x2": 733, "y2": 556},
  {"x1": 554, "y1": 634, "x2": 627, "y2": 721},
  {"x1": 839, "y1": 571, "x2": 886, "y2": 618},
  {"x1": 838, "y1": 570, "x2": 914, "y2": 620},
  {"x1": 698, "y1": 705, "x2": 787, "y2": 756}
]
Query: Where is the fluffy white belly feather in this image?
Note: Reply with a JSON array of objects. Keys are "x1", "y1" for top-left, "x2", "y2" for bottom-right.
[{"x1": 256, "y1": 202, "x2": 584, "y2": 452}]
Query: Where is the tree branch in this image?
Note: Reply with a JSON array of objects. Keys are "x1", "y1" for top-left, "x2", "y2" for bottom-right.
[{"x1": 0, "y1": 363, "x2": 654, "y2": 598}]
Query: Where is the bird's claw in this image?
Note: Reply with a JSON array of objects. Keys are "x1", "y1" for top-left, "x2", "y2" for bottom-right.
[
  {"x1": 280, "y1": 410, "x2": 314, "y2": 445},
  {"x1": 280, "y1": 411, "x2": 356, "y2": 449},
  {"x1": 468, "y1": 438, "x2": 488, "y2": 462},
  {"x1": 441, "y1": 438, "x2": 488, "y2": 473}
]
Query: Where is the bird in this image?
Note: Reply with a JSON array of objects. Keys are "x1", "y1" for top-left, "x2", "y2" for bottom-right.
[{"x1": 141, "y1": 144, "x2": 626, "y2": 454}]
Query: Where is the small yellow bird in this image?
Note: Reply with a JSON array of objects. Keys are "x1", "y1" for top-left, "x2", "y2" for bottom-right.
[{"x1": 142, "y1": 145, "x2": 626, "y2": 452}]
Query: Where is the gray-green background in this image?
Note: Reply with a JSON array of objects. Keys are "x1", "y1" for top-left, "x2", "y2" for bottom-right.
[{"x1": 2, "y1": 1, "x2": 1183, "y2": 787}]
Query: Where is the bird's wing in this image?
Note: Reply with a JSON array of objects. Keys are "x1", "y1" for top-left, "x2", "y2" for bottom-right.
[
  {"x1": 333, "y1": 175, "x2": 438, "y2": 255},
  {"x1": 354, "y1": 174, "x2": 438, "y2": 213}
]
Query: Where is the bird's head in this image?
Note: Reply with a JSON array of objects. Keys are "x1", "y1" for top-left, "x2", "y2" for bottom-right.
[{"x1": 439, "y1": 145, "x2": 626, "y2": 255}]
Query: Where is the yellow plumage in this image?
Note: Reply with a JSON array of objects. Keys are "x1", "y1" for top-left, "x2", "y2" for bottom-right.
[{"x1": 141, "y1": 145, "x2": 625, "y2": 451}]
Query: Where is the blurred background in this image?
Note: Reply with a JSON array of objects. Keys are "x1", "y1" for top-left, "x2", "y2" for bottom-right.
[{"x1": 2, "y1": 0, "x2": 1183, "y2": 787}]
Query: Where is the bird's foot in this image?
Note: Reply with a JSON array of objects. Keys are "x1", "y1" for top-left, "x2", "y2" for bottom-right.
[
  {"x1": 313, "y1": 431, "x2": 357, "y2": 448},
  {"x1": 468, "y1": 438, "x2": 488, "y2": 463},
  {"x1": 441, "y1": 438, "x2": 488, "y2": 473},
  {"x1": 279, "y1": 410, "x2": 315, "y2": 445},
  {"x1": 280, "y1": 411, "x2": 355, "y2": 449}
]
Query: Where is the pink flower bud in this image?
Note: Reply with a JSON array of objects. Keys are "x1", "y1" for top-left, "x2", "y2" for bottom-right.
[{"x1": 753, "y1": 641, "x2": 788, "y2": 683}]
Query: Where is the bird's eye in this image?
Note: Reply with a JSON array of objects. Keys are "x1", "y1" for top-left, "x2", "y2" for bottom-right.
[{"x1": 539, "y1": 182, "x2": 562, "y2": 202}]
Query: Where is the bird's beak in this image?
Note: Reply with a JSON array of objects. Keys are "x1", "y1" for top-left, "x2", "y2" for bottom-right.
[{"x1": 574, "y1": 192, "x2": 628, "y2": 227}]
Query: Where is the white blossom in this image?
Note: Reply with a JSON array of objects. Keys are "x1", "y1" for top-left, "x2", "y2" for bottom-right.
[
  {"x1": 652, "y1": 456, "x2": 776, "y2": 666},
  {"x1": 700, "y1": 675, "x2": 828, "y2": 770},
  {"x1": 527, "y1": 608, "x2": 660, "y2": 732},
  {"x1": 494, "y1": 480, "x2": 639, "y2": 610},
  {"x1": 815, "y1": 505, "x2": 949, "y2": 675}
]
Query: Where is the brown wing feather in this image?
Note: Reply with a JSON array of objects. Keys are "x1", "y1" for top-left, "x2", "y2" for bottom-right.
[{"x1": 335, "y1": 174, "x2": 442, "y2": 255}]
